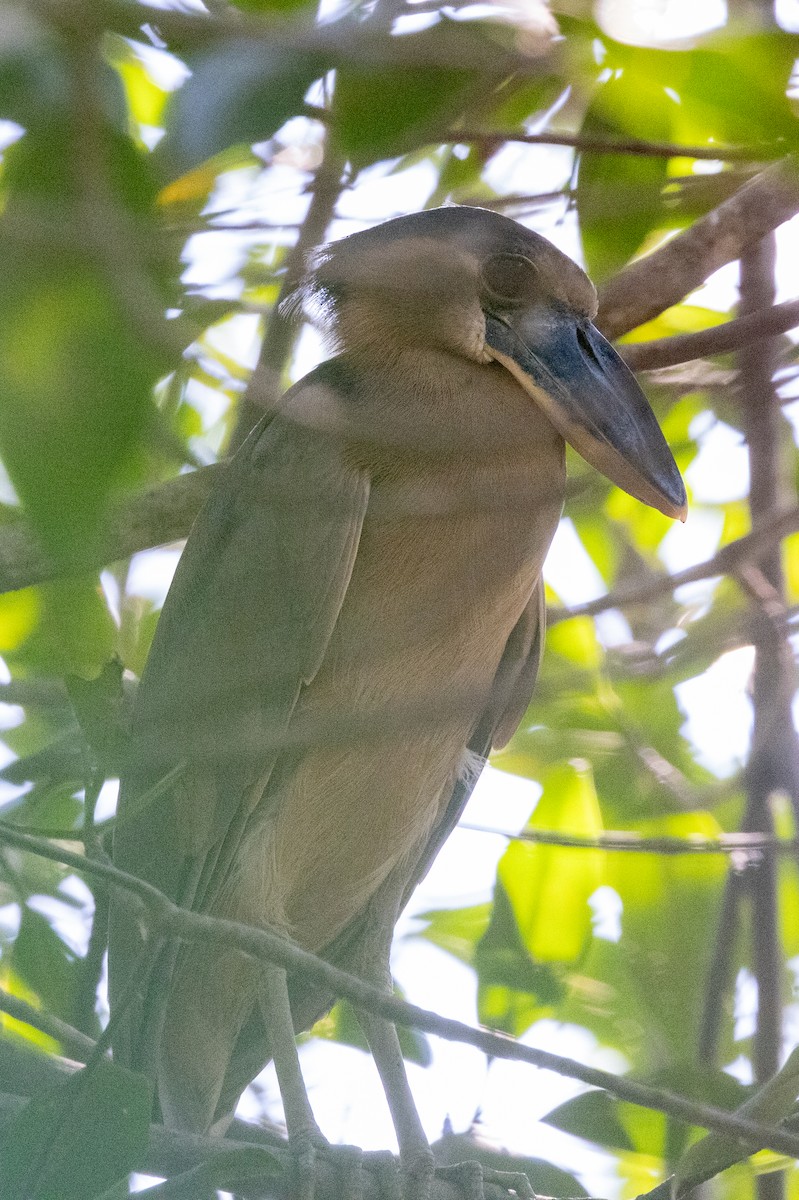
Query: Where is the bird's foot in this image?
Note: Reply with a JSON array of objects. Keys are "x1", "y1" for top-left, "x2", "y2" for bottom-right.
[
  {"x1": 364, "y1": 1149, "x2": 404, "y2": 1200},
  {"x1": 399, "y1": 1145, "x2": 436, "y2": 1200},
  {"x1": 288, "y1": 1127, "x2": 325, "y2": 1200},
  {"x1": 435, "y1": 1161, "x2": 537, "y2": 1200},
  {"x1": 314, "y1": 1142, "x2": 403, "y2": 1200}
]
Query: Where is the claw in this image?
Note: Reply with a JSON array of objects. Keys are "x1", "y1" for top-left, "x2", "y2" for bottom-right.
[
  {"x1": 292, "y1": 1135, "x2": 319, "y2": 1200},
  {"x1": 285, "y1": 1124, "x2": 330, "y2": 1200}
]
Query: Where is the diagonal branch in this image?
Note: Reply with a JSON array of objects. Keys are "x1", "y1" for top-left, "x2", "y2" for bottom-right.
[
  {"x1": 3, "y1": 821, "x2": 799, "y2": 1157},
  {"x1": 0, "y1": 988, "x2": 94, "y2": 1063},
  {"x1": 548, "y1": 504, "x2": 799, "y2": 624},
  {"x1": 622, "y1": 297, "x2": 799, "y2": 371},
  {"x1": 0, "y1": 466, "x2": 222, "y2": 595},
  {"x1": 598, "y1": 156, "x2": 799, "y2": 339}
]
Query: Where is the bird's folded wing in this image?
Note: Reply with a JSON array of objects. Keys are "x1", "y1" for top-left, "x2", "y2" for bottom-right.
[{"x1": 110, "y1": 381, "x2": 370, "y2": 1059}]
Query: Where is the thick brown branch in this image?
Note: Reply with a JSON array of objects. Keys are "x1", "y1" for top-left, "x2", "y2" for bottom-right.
[
  {"x1": 0, "y1": 466, "x2": 222, "y2": 594},
  {"x1": 598, "y1": 157, "x2": 799, "y2": 339}
]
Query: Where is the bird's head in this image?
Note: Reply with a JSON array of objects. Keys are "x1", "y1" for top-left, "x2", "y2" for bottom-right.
[{"x1": 300, "y1": 206, "x2": 686, "y2": 521}]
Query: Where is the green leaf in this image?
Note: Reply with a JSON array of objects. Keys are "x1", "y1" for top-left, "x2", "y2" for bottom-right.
[
  {"x1": 230, "y1": 0, "x2": 318, "y2": 10},
  {"x1": 0, "y1": 1059, "x2": 151, "y2": 1199},
  {"x1": 65, "y1": 658, "x2": 130, "y2": 774},
  {"x1": 0, "y1": 128, "x2": 166, "y2": 563},
  {"x1": 0, "y1": 245, "x2": 161, "y2": 558},
  {"x1": 576, "y1": 68, "x2": 674, "y2": 280},
  {"x1": 673, "y1": 33, "x2": 798, "y2": 151},
  {"x1": 416, "y1": 902, "x2": 492, "y2": 965},
  {"x1": 2, "y1": 119, "x2": 159, "y2": 213},
  {"x1": 334, "y1": 60, "x2": 472, "y2": 162},
  {"x1": 0, "y1": 29, "x2": 70, "y2": 129},
  {"x1": 498, "y1": 761, "x2": 604, "y2": 962},
  {"x1": 332, "y1": 19, "x2": 508, "y2": 162},
  {"x1": 11, "y1": 907, "x2": 76, "y2": 1024},
  {"x1": 10, "y1": 578, "x2": 118, "y2": 680},
  {"x1": 544, "y1": 1089, "x2": 635, "y2": 1152},
  {"x1": 475, "y1": 885, "x2": 565, "y2": 1036},
  {"x1": 558, "y1": 813, "x2": 728, "y2": 1069},
  {"x1": 159, "y1": 38, "x2": 327, "y2": 175}
]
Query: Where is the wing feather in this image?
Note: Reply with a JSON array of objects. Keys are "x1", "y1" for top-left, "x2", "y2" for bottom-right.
[{"x1": 110, "y1": 381, "x2": 370, "y2": 1072}]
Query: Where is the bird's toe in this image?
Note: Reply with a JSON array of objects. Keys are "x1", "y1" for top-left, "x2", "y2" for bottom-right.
[
  {"x1": 481, "y1": 1165, "x2": 537, "y2": 1199},
  {"x1": 435, "y1": 1160, "x2": 537, "y2": 1200},
  {"x1": 323, "y1": 1142, "x2": 366, "y2": 1200},
  {"x1": 364, "y1": 1149, "x2": 403, "y2": 1200},
  {"x1": 400, "y1": 1145, "x2": 436, "y2": 1200},
  {"x1": 289, "y1": 1127, "x2": 329, "y2": 1200}
]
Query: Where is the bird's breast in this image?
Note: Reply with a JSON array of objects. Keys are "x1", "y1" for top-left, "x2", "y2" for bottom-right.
[{"x1": 237, "y1": 407, "x2": 565, "y2": 953}]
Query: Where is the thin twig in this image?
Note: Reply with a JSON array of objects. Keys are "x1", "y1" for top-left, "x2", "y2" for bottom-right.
[
  {"x1": 0, "y1": 987, "x2": 95, "y2": 1062},
  {"x1": 622, "y1": 297, "x2": 799, "y2": 371},
  {"x1": 2, "y1": 824, "x2": 799, "y2": 1156},
  {"x1": 548, "y1": 505, "x2": 799, "y2": 624},
  {"x1": 230, "y1": 138, "x2": 346, "y2": 449},
  {"x1": 452, "y1": 129, "x2": 778, "y2": 163},
  {"x1": 460, "y1": 824, "x2": 799, "y2": 857}
]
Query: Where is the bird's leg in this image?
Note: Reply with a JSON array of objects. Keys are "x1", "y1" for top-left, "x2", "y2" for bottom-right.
[
  {"x1": 356, "y1": 1007, "x2": 435, "y2": 1200},
  {"x1": 260, "y1": 965, "x2": 370, "y2": 1200},
  {"x1": 260, "y1": 964, "x2": 326, "y2": 1200},
  {"x1": 357, "y1": 1010, "x2": 536, "y2": 1200}
]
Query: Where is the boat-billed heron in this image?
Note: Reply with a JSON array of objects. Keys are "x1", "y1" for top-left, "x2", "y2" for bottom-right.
[{"x1": 109, "y1": 207, "x2": 686, "y2": 1197}]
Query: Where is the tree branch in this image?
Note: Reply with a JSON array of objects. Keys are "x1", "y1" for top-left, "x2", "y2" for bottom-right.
[
  {"x1": 548, "y1": 504, "x2": 799, "y2": 624},
  {"x1": 0, "y1": 465, "x2": 222, "y2": 594},
  {"x1": 461, "y1": 824, "x2": 799, "y2": 858},
  {"x1": 0, "y1": 1090, "x2": 520, "y2": 1200},
  {"x1": 622, "y1": 297, "x2": 799, "y2": 371},
  {"x1": 3, "y1": 823, "x2": 799, "y2": 1156},
  {"x1": 0, "y1": 987, "x2": 94, "y2": 1062},
  {"x1": 597, "y1": 157, "x2": 799, "y2": 339},
  {"x1": 740, "y1": 239, "x2": 784, "y2": 1099},
  {"x1": 230, "y1": 139, "x2": 346, "y2": 450},
  {"x1": 454, "y1": 129, "x2": 776, "y2": 162},
  {"x1": 45, "y1": 0, "x2": 553, "y2": 74}
]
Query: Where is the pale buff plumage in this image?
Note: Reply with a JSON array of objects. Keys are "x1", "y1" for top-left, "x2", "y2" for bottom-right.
[{"x1": 109, "y1": 207, "x2": 685, "y2": 1188}]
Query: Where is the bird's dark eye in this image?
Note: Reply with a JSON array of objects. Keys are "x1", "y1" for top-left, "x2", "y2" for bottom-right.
[{"x1": 481, "y1": 253, "x2": 538, "y2": 303}]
